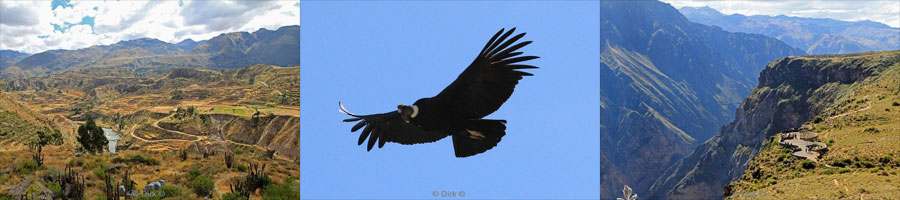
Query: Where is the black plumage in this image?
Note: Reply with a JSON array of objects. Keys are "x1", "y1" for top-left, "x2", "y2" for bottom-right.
[{"x1": 340, "y1": 28, "x2": 538, "y2": 157}]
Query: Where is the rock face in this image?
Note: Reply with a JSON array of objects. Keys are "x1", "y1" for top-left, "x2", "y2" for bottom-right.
[
  {"x1": 6, "y1": 179, "x2": 54, "y2": 200},
  {"x1": 160, "y1": 113, "x2": 299, "y2": 159},
  {"x1": 599, "y1": 1, "x2": 803, "y2": 197},
  {"x1": 142, "y1": 179, "x2": 166, "y2": 193},
  {"x1": 678, "y1": 6, "x2": 900, "y2": 54},
  {"x1": 649, "y1": 51, "x2": 900, "y2": 199}
]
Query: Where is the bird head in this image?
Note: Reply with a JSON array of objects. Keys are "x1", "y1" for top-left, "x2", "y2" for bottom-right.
[{"x1": 397, "y1": 104, "x2": 418, "y2": 123}]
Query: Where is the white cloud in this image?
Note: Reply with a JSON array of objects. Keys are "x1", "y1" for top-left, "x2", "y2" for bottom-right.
[
  {"x1": 0, "y1": 0, "x2": 300, "y2": 54},
  {"x1": 661, "y1": 0, "x2": 900, "y2": 28}
]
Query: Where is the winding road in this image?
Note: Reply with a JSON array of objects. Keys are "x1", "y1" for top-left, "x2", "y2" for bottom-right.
[
  {"x1": 129, "y1": 113, "x2": 203, "y2": 143},
  {"x1": 129, "y1": 113, "x2": 291, "y2": 160}
]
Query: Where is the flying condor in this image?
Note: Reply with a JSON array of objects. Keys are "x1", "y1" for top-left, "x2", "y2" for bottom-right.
[{"x1": 339, "y1": 28, "x2": 538, "y2": 157}]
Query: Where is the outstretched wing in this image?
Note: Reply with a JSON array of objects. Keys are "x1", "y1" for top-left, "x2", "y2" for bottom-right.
[
  {"x1": 433, "y1": 28, "x2": 539, "y2": 119},
  {"x1": 339, "y1": 102, "x2": 449, "y2": 151}
]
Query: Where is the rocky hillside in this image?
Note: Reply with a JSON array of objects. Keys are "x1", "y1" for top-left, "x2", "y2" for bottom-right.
[
  {"x1": 0, "y1": 92, "x2": 73, "y2": 146},
  {"x1": 649, "y1": 50, "x2": 900, "y2": 199},
  {"x1": 679, "y1": 6, "x2": 900, "y2": 54},
  {"x1": 725, "y1": 52, "x2": 900, "y2": 199},
  {"x1": 599, "y1": 1, "x2": 803, "y2": 197},
  {"x1": 159, "y1": 113, "x2": 299, "y2": 159}
]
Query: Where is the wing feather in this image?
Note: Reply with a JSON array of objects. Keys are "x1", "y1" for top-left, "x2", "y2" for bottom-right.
[
  {"x1": 432, "y1": 28, "x2": 539, "y2": 118},
  {"x1": 351, "y1": 120, "x2": 366, "y2": 132},
  {"x1": 366, "y1": 126, "x2": 379, "y2": 151},
  {"x1": 340, "y1": 102, "x2": 450, "y2": 151},
  {"x1": 358, "y1": 124, "x2": 373, "y2": 145}
]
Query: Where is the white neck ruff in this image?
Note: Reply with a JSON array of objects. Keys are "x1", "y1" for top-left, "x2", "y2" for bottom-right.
[{"x1": 410, "y1": 105, "x2": 419, "y2": 118}]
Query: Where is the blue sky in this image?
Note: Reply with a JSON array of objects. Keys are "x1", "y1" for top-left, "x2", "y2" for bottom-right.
[
  {"x1": 300, "y1": 1, "x2": 600, "y2": 199},
  {"x1": 0, "y1": 0, "x2": 299, "y2": 54}
]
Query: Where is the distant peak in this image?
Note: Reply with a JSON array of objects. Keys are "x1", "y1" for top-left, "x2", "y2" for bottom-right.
[{"x1": 679, "y1": 6, "x2": 723, "y2": 16}]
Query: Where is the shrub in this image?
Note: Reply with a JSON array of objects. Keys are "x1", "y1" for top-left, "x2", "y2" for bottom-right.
[
  {"x1": 68, "y1": 158, "x2": 84, "y2": 167},
  {"x1": 205, "y1": 166, "x2": 219, "y2": 175},
  {"x1": 236, "y1": 164, "x2": 248, "y2": 172},
  {"x1": 221, "y1": 192, "x2": 245, "y2": 200},
  {"x1": 801, "y1": 160, "x2": 815, "y2": 169},
  {"x1": 831, "y1": 158, "x2": 852, "y2": 167},
  {"x1": 879, "y1": 156, "x2": 892, "y2": 164},
  {"x1": 160, "y1": 185, "x2": 181, "y2": 198},
  {"x1": 191, "y1": 175, "x2": 215, "y2": 197},
  {"x1": 838, "y1": 168, "x2": 851, "y2": 174},
  {"x1": 822, "y1": 169, "x2": 835, "y2": 175},
  {"x1": 861, "y1": 161, "x2": 875, "y2": 168},
  {"x1": 188, "y1": 168, "x2": 201, "y2": 178},
  {"x1": 17, "y1": 159, "x2": 39, "y2": 175},
  {"x1": 262, "y1": 177, "x2": 300, "y2": 200},
  {"x1": 93, "y1": 167, "x2": 106, "y2": 179},
  {"x1": 112, "y1": 154, "x2": 160, "y2": 166},
  {"x1": 234, "y1": 149, "x2": 243, "y2": 155},
  {"x1": 47, "y1": 181, "x2": 62, "y2": 197},
  {"x1": 863, "y1": 127, "x2": 881, "y2": 133}
]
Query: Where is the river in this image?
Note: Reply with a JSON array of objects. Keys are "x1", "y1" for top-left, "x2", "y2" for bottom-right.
[{"x1": 102, "y1": 128, "x2": 121, "y2": 153}]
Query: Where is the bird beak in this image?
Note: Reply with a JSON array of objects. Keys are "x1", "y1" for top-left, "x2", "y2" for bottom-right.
[{"x1": 401, "y1": 115, "x2": 410, "y2": 123}]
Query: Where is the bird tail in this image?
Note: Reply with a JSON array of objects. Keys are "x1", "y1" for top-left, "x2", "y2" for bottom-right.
[{"x1": 452, "y1": 119, "x2": 507, "y2": 157}]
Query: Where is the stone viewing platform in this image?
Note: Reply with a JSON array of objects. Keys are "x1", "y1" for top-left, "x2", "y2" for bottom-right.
[{"x1": 778, "y1": 125, "x2": 828, "y2": 161}]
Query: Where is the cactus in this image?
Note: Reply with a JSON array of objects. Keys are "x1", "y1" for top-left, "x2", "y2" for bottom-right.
[
  {"x1": 103, "y1": 172, "x2": 122, "y2": 200},
  {"x1": 30, "y1": 144, "x2": 43, "y2": 167},
  {"x1": 228, "y1": 179, "x2": 251, "y2": 199},
  {"x1": 58, "y1": 164, "x2": 85, "y2": 200},
  {"x1": 225, "y1": 152, "x2": 234, "y2": 168},
  {"x1": 180, "y1": 149, "x2": 188, "y2": 161}
]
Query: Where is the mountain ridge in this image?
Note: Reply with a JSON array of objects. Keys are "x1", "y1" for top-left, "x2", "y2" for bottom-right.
[
  {"x1": 1, "y1": 25, "x2": 299, "y2": 78},
  {"x1": 678, "y1": 6, "x2": 900, "y2": 54}
]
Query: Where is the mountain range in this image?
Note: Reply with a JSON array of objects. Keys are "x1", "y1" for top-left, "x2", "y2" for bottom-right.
[
  {"x1": 678, "y1": 6, "x2": 900, "y2": 54},
  {"x1": 600, "y1": 1, "x2": 803, "y2": 197},
  {"x1": 0, "y1": 25, "x2": 299, "y2": 78}
]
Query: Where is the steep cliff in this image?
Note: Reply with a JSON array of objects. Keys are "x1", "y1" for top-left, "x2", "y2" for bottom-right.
[
  {"x1": 725, "y1": 51, "x2": 900, "y2": 199},
  {"x1": 649, "y1": 50, "x2": 900, "y2": 199},
  {"x1": 599, "y1": 1, "x2": 803, "y2": 197}
]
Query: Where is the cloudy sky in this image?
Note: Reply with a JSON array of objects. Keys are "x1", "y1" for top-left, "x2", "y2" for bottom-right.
[
  {"x1": 662, "y1": 0, "x2": 900, "y2": 28},
  {"x1": 1, "y1": 0, "x2": 299, "y2": 54}
]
